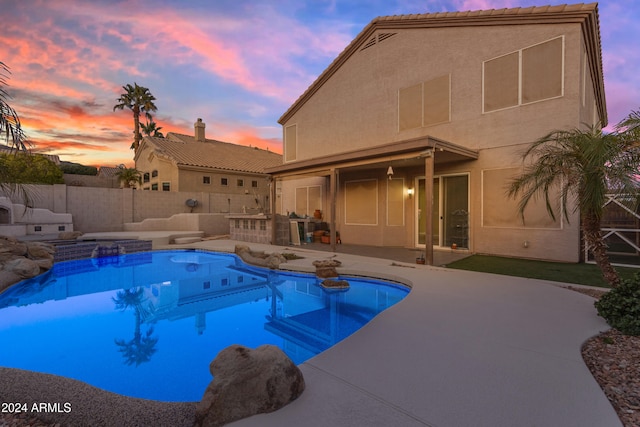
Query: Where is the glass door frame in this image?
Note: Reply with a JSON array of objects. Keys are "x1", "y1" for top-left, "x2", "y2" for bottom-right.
[{"x1": 415, "y1": 172, "x2": 470, "y2": 249}]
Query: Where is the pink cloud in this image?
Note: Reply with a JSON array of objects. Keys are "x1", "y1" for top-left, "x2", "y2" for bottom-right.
[{"x1": 451, "y1": 0, "x2": 519, "y2": 12}]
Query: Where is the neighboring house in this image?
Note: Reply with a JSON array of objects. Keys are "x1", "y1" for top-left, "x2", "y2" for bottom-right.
[
  {"x1": 267, "y1": 4, "x2": 605, "y2": 263},
  {"x1": 135, "y1": 119, "x2": 282, "y2": 207}
]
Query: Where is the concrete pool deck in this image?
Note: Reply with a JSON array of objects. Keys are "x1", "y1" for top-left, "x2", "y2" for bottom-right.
[
  {"x1": 1, "y1": 237, "x2": 620, "y2": 426},
  {"x1": 165, "y1": 239, "x2": 619, "y2": 427}
]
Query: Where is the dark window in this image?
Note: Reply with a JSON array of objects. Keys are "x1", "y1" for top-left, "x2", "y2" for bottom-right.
[
  {"x1": 203, "y1": 176, "x2": 211, "y2": 184},
  {"x1": 162, "y1": 182, "x2": 170, "y2": 191},
  {"x1": 203, "y1": 281, "x2": 211, "y2": 289},
  {"x1": 151, "y1": 183, "x2": 158, "y2": 191},
  {"x1": 252, "y1": 180, "x2": 258, "y2": 188},
  {"x1": 151, "y1": 170, "x2": 158, "y2": 178},
  {"x1": 237, "y1": 179, "x2": 244, "y2": 187},
  {"x1": 143, "y1": 173, "x2": 150, "y2": 183},
  {"x1": 221, "y1": 178, "x2": 228, "y2": 186}
]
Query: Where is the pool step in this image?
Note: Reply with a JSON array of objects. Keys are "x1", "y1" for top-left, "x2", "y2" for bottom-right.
[{"x1": 173, "y1": 236, "x2": 202, "y2": 244}]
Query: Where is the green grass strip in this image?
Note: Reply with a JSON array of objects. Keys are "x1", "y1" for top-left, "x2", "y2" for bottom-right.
[{"x1": 445, "y1": 255, "x2": 638, "y2": 288}]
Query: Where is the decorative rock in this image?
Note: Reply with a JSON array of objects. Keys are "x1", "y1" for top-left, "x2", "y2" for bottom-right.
[
  {"x1": 27, "y1": 242, "x2": 55, "y2": 259},
  {"x1": 320, "y1": 279, "x2": 350, "y2": 290},
  {"x1": 235, "y1": 244, "x2": 287, "y2": 269},
  {"x1": 58, "y1": 231, "x2": 83, "y2": 240},
  {"x1": 0, "y1": 236, "x2": 28, "y2": 256},
  {"x1": 32, "y1": 257, "x2": 54, "y2": 270},
  {"x1": 2, "y1": 257, "x2": 40, "y2": 278},
  {"x1": 195, "y1": 344, "x2": 305, "y2": 427},
  {"x1": 312, "y1": 259, "x2": 342, "y2": 278},
  {"x1": 0, "y1": 236, "x2": 56, "y2": 292}
]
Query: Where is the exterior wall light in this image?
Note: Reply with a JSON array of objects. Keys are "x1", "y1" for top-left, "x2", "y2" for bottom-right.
[{"x1": 407, "y1": 188, "x2": 414, "y2": 198}]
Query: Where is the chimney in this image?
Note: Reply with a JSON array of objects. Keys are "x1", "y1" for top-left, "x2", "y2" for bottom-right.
[{"x1": 194, "y1": 118, "x2": 205, "y2": 142}]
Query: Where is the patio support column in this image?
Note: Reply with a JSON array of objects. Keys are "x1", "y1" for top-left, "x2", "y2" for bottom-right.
[
  {"x1": 270, "y1": 176, "x2": 277, "y2": 245},
  {"x1": 424, "y1": 151, "x2": 434, "y2": 266},
  {"x1": 330, "y1": 168, "x2": 338, "y2": 251}
]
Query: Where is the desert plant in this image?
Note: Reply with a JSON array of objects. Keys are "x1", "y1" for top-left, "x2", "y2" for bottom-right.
[
  {"x1": 115, "y1": 167, "x2": 142, "y2": 189},
  {"x1": 595, "y1": 273, "x2": 640, "y2": 336},
  {"x1": 508, "y1": 120, "x2": 640, "y2": 287}
]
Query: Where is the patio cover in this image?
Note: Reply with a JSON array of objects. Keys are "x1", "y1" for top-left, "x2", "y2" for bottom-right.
[{"x1": 266, "y1": 136, "x2": 478, "y2": 265}]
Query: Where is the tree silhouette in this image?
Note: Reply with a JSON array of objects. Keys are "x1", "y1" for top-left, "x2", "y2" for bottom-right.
[
  {"x1": 1, "y1": 62, "x2": 34, "y2": 205},
  {"x1": 141, "y1": 119, "x2": 164, "y2": 138},
  {"x1": 113, "y1": 83, "x2": 157, "y2": 152},
  {"x1": 113, "y1": 288, "x2": 159, "y2": 366}
]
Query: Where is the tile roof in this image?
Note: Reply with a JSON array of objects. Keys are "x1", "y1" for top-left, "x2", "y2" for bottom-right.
[
  {"x1": 97, "y1": 166, "x2": 123, "y2": 178},
  {"x1": 140, "y1": 133, "x2": 282, "y2": 174},
  {"x1": 278, "y1": 3, "x2": 605, "y2": 125}
]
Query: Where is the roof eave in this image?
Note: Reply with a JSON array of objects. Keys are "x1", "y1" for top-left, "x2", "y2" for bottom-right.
[{"x1": 278, "y1": 3, "x2": 605, "y2": 126}]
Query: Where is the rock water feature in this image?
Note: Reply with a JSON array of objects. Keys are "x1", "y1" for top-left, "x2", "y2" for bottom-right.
[{"x1": 0, "y1": 236, "x2": 55, "y2": 292}]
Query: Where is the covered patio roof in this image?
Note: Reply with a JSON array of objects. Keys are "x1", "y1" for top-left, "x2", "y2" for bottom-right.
[
  {"x1": 267, "y1": 136, "x2": 478, "y2": 266},
  {"x1": 265, "y1": 136, "x2": 478, "y2": 178}
]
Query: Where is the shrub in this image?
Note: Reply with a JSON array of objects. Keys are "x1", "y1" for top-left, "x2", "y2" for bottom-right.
[{"x1": 595, "y1": 274, "x2": 640, "y2": 336}]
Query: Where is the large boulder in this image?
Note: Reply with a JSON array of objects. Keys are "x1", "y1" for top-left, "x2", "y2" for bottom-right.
[
  {"x1": 0, "y1": 236, "x2": 56, "y2": 292},
  {"x1": 27, "y1": 241, "x2": 55, "y2": 259},
  {"x1": 195, "y1": 344, "x2": 305, "y2": 427},
  {"x1": 2, "y1": 257, "x2": 40, "y2": 279},
  {"x1": 0, "y1": 236, "x2": 28, "y2": 256},
  {"x1": 234, "y1": 244, "x2": 286, "y2": 269}
]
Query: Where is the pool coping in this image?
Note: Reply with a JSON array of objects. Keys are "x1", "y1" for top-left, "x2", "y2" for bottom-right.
[{"x1": 0, "y1": 239, "x2": 622, "y2": 427}]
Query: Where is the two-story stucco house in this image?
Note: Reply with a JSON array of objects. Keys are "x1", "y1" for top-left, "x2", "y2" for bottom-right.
[
  {"x1": 135, "y1": 119, "x2": 282, "y2": 210},
  {"x1": 267, "y1": 3, "x2": 605, "y2": 264}
]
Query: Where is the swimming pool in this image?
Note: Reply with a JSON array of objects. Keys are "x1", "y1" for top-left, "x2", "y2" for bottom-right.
[{"x1": 0, "y1": 250, "x2": 409, "y2": 402}]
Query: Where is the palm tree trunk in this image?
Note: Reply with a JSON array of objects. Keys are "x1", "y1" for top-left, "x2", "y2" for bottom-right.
[
  {"x1": 582, "y1": 212, "x2": 620, "y2": 287},
  {"x1": 133, "y1": 105, "x2": 140, "y2": 152}
]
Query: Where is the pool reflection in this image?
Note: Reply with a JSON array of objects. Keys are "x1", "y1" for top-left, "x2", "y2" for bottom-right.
[{"x1": 0, "y1": 250, "x2": 408, "y2": 401}]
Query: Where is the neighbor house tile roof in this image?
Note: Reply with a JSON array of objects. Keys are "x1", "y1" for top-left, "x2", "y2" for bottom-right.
[
  {"x1": 97, "y1": 166, "x2": 123, "y2": 178},
  {"x1": 141, "y1": 133, "x2": 282, "y2": 174},
  {"x1": 279, "y1": 3, "x2": 605, "y2": 125}
]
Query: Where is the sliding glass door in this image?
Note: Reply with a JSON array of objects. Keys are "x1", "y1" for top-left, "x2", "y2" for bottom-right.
[{"x1": 416, "y1": 174, "x2": 468, "y2": 248}]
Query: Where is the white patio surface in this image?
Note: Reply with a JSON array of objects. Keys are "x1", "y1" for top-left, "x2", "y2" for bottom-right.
[{"x1": 159, "y1": 238, "x2": 620, "y2": 427}]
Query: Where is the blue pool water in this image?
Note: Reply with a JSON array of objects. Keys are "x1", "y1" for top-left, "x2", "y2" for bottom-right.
[{"x1": 0, "y1": 250, "x2": 408, "y2": 402}]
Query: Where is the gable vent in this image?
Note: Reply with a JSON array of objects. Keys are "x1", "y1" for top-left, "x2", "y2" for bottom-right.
[
  {"x1": 360, "y1": 32, "x2": 397, "y2": 52},
  {"x1": 361, "y1": 36, "x2": 377, "y2": 51}
]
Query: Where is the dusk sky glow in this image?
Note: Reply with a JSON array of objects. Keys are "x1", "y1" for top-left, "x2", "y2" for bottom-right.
[{"x1": 2, "y1": 1, "x2": 639, "y2": 167}]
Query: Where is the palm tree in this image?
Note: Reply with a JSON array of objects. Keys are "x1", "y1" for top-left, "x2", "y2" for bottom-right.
[
  {"x1": 140, "y1": 119, "x2": 164, "y2": 138},
  {"x1": 508, "y1": 119, "x2": 640, "y2": 287},
  {"x1": 0, "y1": 62, "x2": 27, "y2": 152},
  {"x1": 1, "y1": 61, "x2": 31, "y2": 205},
  {"x1": 113, "y1": 288, "x2": 159, "y2": 366},
  {"x1": 113, "y1": 83, "x2": 157, "y2": 152},
  {"x1": 115, "y1": 166, "x2": 142, "y2": 189}
]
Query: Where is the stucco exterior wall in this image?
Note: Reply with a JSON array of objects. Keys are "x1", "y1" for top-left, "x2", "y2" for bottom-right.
[
  {"x1": 278, "y1": 19, "x2": 598, "y2": 262},
  {"x1": 284, "y1": 23, "x2": 587, "y2": 162}
]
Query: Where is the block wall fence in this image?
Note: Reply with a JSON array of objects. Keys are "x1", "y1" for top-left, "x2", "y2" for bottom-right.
[{"x1": 16, "y1": 184, "x2": 268, "y2": 233}]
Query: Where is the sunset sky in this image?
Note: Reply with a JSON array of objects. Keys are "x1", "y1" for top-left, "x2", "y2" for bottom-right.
[{"x1": 2, "y1": 0, "x2": 639, "y2": 167}]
